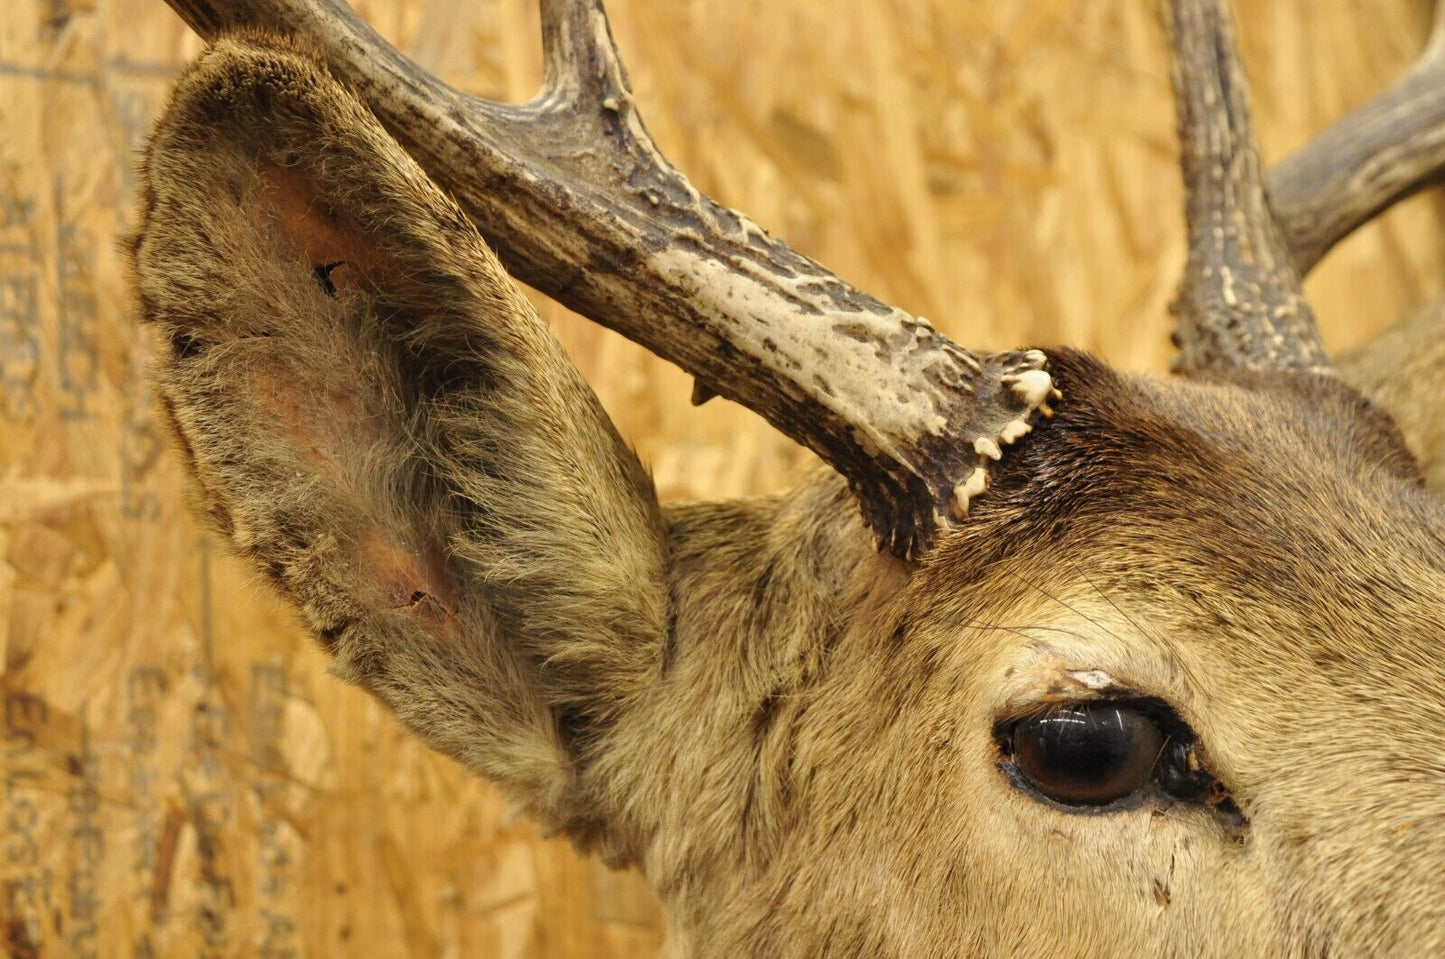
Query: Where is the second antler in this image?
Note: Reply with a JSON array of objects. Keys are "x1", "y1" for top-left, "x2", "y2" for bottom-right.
[
  {"x1": 1169, "y1": 0, "x2": 1445, "y2": 375},
  {"x1": 1167, "y1": 0, "x2": 1330, "y2": 374}
]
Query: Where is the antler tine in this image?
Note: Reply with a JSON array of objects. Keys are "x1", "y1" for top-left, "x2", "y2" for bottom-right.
[
  {"x1": 1167, "y1": 0, "x2": 1331, "y2": 376},
  {"x1": 158, "y1": 0, "x2": 1061, "y2": 558},
  {"x1": 1269, "y1": 3, "x2": 1445, "y2": 276},
  {"x1": 537, "y1": 0, "x2": 627, "y2": 109}
]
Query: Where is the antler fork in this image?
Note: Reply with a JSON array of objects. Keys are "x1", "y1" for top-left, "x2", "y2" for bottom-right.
[{"x1": 1168, "y1": 0, "x2": 1445, "y2": 376}]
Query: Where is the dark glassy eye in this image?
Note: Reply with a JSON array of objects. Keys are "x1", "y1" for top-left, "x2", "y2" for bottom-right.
[{"x1": 1009, "y1": 703, "x2": 1164, "y2": 806}]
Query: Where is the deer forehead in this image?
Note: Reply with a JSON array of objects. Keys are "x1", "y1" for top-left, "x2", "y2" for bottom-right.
[{"x1": 902, "y1": 448, "x2": 1445, "y2": 773}]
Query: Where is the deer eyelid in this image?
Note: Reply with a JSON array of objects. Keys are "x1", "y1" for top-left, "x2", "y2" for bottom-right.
[{"x1": 993, "y1": 697, "x2": 1245, "y2": 831}]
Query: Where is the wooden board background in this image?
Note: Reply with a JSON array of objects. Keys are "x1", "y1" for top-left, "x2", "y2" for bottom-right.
[{"x1": 0, "y1": 0, "x2": 1441, "y2": 955}]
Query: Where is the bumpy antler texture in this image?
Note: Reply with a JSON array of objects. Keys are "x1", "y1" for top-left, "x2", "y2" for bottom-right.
[
  {"x1": 161, "y1": 0, "x2": 1059, "y2": 557},
  {"x1": 1167, "y1": 0, "x2": 1329, "y2": 375}
]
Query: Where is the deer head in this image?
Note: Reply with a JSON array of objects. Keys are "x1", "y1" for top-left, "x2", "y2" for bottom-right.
[{"x1": 130, "y1": 0, "x2": 1445, "y2": 954}]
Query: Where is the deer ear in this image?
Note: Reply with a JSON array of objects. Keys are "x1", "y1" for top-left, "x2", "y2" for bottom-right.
[
  {"x1": 129, "y1": 34, "x2": 670, "y2": 831},
  {"x1": 1340, "y1": 306, "x2": 1445, "y2": 492}
]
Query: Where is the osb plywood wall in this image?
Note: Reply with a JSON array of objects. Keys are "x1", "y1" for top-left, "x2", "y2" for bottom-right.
[{"x1": 0, "y1": 0, "x2": 1440, "y2": 955}]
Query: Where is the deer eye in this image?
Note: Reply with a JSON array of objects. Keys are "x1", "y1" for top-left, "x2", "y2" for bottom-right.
[{"x1": 1007, "y1": 703, "x2": 1164, "y2": 806}]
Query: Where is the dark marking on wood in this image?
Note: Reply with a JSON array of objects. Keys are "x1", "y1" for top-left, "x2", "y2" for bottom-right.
[{"x1": 152, "y1": 803, "x2": 186, "y2": 922}]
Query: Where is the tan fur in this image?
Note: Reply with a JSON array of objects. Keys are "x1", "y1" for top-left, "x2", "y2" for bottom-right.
[
  {"x1": 1341, "y1": 302, "x2": 1445, "y2": 488},
  {"x1": 130, "y1": 36, "x2": 1445, "y2": 957}
]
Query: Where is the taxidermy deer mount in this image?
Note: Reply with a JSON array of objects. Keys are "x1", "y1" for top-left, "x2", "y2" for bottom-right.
[{"x1": 131, "y1": 0, "x2": 1445, "y2": 953}]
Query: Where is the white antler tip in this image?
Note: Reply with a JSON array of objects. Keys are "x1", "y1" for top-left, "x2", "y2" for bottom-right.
[
  {"x1": 1006, "y1": 369, "x2": 1056, "y2": 408},
  {"x1": 999, "y1": 418, "x2": 1033, "y2": 445},
  {"x1": 950, "y1": 467, "x2": 990, "y2": 520}
]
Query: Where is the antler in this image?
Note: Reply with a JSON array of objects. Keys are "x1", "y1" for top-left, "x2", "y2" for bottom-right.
[
  {"x1": 159, "y1": 0, "x2": 1059, "y2": 557},
  {"x1": 1270, "y1": 4, "x2": 1445, "y2": 275},
  {"x1": 157, "y1": 0, "x2": 1445, "y2": 539},
  {"x1": 1167, "y1": 0, "x2": 1330, "y2": 375},
  {"x1": 1169, "y1": 0, "x2": 1445, "y2": 375}
]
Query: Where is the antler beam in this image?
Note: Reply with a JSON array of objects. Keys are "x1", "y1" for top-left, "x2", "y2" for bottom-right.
[
  {"x1": 1269, "y1": 4, "x2": 1445, "y2": 275},
  {"x1": 1167, "y1": 0, "x2": 1330, "y2": 374},
  {"x1": 160, "y1": 0, "x2": 1056, "y2": 557},
  {"x1": 1169, "y1": 0, "x2": 1445, "y2": 374}
]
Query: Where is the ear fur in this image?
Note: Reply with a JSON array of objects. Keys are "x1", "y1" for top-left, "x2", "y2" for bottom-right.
[
  {"x1": 1340, "y1": 303, "x2": 1445, "y2": 492},
  {"x1": 128, "y1": 34, "x2": 671, "y2": 834}
]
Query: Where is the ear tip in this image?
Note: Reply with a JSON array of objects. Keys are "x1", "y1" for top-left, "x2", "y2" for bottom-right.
[
  {"x1": 139, "y1": 31, "x2": 350, "y2": 194},
  {"x1": 199, "y1": 29, "x2": 330, "y2": 78},
  {"x1": 160, "y1": 31, "x2": 335, "y2": 129}
]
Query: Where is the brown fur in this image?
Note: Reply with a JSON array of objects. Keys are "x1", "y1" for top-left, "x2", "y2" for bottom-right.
[{"x1": 130, "y1": 37, "x2": 1445, "y2": 957}]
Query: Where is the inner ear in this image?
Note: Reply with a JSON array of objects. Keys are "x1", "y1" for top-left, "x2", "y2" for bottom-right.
[
  {"x1": 131, "y1": 35, "x2": 674, "y2": 828},
  {"x1": 256, "y1": 162, "x2": 375, "y2": 298}
]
